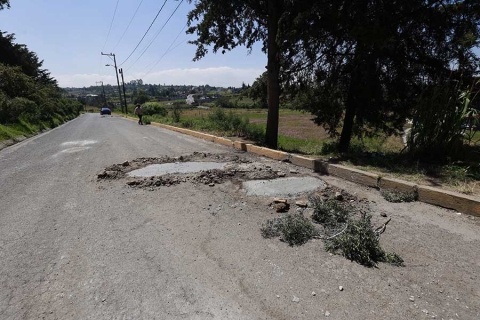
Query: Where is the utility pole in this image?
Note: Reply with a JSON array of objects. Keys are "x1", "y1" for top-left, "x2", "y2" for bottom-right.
[
  {"x1": 96, "y1": 81, "x2": 107, "y2": 106},
  {"x1": 119, "y1": 68, "x2": 128, "y2": 114},
  {"x1": 101, "y1": 52, "x2": 124, "y2": 113}
]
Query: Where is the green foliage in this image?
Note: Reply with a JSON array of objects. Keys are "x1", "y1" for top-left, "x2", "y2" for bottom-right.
[
  {"x1": 0, "y1": 32, "x2": 79, "y2": 131},
  {"x1": 261, "y1": 214, "x2": 318, "y2": 246},
  {"x1": 171, "y1": 102, "x2": 183, "y2": 123},
  {"x1": 325, "y1": 214, "x2": 404, "y2": 268},
  {"x1": 381, "y1": 190, "x2": 417, "y2": 203},
  {"x1": 0, "y1": 0, "x2": 10, "y2": 10},
  {"x1": 141, "y1": 102, "x2": 167, "y2": 116},
  {"x1": 214, "y1": 96, "x2": 236, "y2": 108},
  {"x1": 142, "y1": 116, "x2": 152, "y2": 125},
  {"x1": 247, "y1": 72, "x2": 268, "y2": 108},
  {"x1": 408, "y1": 79, "x2": 479, "y2": 161},
  {"x1": 311, "y1": 199, "x2": 350, "y2": 229},
  {"x1": 134, "y1": 89, "x2": 149, "y2": 105},
  {"x1": 207, "y1": 108, "x2": 249, "y2": 136}
]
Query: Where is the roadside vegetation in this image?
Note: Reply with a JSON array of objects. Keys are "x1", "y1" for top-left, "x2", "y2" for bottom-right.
[
  {"x1": 0, "y1": 20, "x2": 82, "y2": 143},
  {"x1": 261, "y1": 196, "x2": 403, "y2": 268}
]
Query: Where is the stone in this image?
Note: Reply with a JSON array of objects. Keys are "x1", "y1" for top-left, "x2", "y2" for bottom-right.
[
  {"x1": 409, "y1": 296, "x2": 415, "y2": 302},
  {"x1": 292, "y1": 296, "x2": 300, "y2": 303},
  {"x1": 312, "y1": 291, "x2": 316, "y2": 296},
  {"x1": 381, "y1": 212, "x2": 388, "y2": 217},
  {"x1": 274, "y1": 202, "x2": 290, "y2": 213},
  {"x1": 277, "y1": 171, "x2": 286, "y2": 177},
  {"x1": 290, "y1": 170, "x2": 299, "y2": 174},
  {"x1": 296, "y1": 200, "x2": 308, "y2": 208},
  {"x1": 334, "y1": 192, "x2": 343, "y2": 201},
  {"x1": 273, "y1": 198, "x2": 288, "y2": 204},
  {"x1": 209, "y1": 183, "x2": 215, "y2": 187},
  {"x1": 338, "y1": 286, "x2": 343, "y2": 291},
  {"x1": 122, "y1": 161, "x2": 130, "y2": 167},
  {"x1": 325, "y1": 311, "x2": 330, "y2": 317}
]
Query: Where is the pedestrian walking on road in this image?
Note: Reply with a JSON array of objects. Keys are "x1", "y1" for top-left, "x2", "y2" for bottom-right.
[{"x1": 134, "y1": 104, "x2": 144, "y2": 125}]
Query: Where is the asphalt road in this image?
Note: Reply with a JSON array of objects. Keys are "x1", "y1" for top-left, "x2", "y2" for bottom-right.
[
  {"x1": 0, "y1": 114, "x2": 239, "y2": 319},
  {"x1": 1, "y1": 114, "x2": 479, "y2": 320}
]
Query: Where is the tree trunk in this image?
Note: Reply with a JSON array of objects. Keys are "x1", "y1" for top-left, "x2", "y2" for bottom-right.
[
  {"x1": 338, "y1": 90, "x2": 356, "y2": 153},
  {"x1": 265, "y1": 0, "x2": 281, "y2": 149}
]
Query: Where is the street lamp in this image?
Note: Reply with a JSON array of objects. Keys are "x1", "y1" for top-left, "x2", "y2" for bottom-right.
[{"x1": 101, "y1": 52, "x2": 125, "y2": 114}]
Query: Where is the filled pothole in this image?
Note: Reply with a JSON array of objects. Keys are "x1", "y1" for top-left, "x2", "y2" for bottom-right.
[
  {"x1": 97, "y1": 152, "x2": 292, "y2": 189},
  {"x1": 243, "y1": 177, "x2": 327, "y2": 197},
  {"x1": 127, "y1": 162, "x2": 227, "y2": 177}
]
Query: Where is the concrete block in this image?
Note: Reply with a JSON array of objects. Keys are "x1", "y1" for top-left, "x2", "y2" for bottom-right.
[
  {"x1": 327, "y1": 164, "x2": 380, "y2": 188},
  {"x1": 418, "y1": 185, "x2": 480, "y2": 217},
  {"x1": 214, "y1": 137, "x2": 234, "y2": 147},
  {"x1": 313, "y1": 160, "x2": 329, "y2": 174},
  {"x1": 259, "y1": 148, "x2": 289, "y2": 161},
  {"x1": 290, "y1": 155, "x2": 316, "y2": 170},
  {"x1": 233, "y1": 141, "x2": 247, "y2": 151},
  {"x1": 245, "y1": 144, "x2": 264, "y2": 156},
  {"x1": 379, "y1": 177, "x2": 417, "y2": 193}
]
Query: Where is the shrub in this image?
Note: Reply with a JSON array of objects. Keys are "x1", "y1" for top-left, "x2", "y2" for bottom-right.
[
  {"x1": 142, "y1": 102, "x2": 167, "y2": 116},
  {"x1": 171, "y1": 102, "x2": 183, "y2": 122},
  {"x1": 408, "y1": 79, "x2": 479, "y2": 161},
  {"x1": 311, "y1": 199, "x2": 350, "y2": 229},
  {"x1": 381, "y1": 190, "x2": 417, "y2": 203},
  {"x1": 207, "y1": 108, "x2": 250, "y2": 136},
  {"x1": 261, "y1": 214, "x2": 318, "y2": 246},
  {"x1": 325, "y1": 214, "x2": 403, "y2": 267},
  {"x1": 143, "y1": 115, "x2": 152, "y2": 125}
]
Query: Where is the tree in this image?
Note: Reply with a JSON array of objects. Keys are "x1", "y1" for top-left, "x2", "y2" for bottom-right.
[
  {"x1": 247, "y1": 72, "x2": 268, "y2": 108},
  {"x1": 0, "y1": 32, "x2": 56, "y2": 85},
  {"x1": 187, "y1": 0, "x2": 285, "y2": 148},
  {"x1": 288, "y1": 0, "x2": 480, "y2": 152},
  {"x1": 0, "y1": 0, "x2": 9, "y2": 10},
  {"x1": 134, "y1": 89, "x2": 149, "y2": 104}
]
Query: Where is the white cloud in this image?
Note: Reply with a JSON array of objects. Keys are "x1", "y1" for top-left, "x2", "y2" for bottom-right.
[{"x1": 55, "y1": 67, "x2": 264, "y2": 88}]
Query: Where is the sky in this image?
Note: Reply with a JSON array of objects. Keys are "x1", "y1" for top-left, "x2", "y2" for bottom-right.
[{"x1": 0, "y1": 0, "x2": 267, "y2": 88}]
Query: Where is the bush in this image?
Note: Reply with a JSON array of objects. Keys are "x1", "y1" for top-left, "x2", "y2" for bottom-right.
[
  {"x1": 261, "y1": 214, "x2": 318, "y2": 246},
  {"x1": 171, "y1": 102, "x2": 182, "y2": 123},
  {"x1": 311, "y1": 199, "x2": 350, "y2": 228},
  {"x1": 325, "y1": 214, "x2": 403, "y2": 267},
  {"x1": 142, "y1": 102, "x2": 167, "y2": 116},
  {"x1": 381, "y1": 190, "x2": 417, "y2": 203},
  {"x1": 143, "y1": 115, "x2": 152, "y2": 125},
  {"x1": 214, "y1": 96, "x2": 236, "y2": 108},
  {"x1": 408, "y1": 79, "x2": 479, "y2": 161},
  {"x1": 207, "y1": 108, "x2": 250, "y2": 136},
  {"x1": 1, "y1": 97, "x2": 39, "y2": 124}
]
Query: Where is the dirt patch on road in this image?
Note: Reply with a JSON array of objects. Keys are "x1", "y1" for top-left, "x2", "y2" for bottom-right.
[{"x1": 98, "y1": 152, "x2": 294, "y2": 189}]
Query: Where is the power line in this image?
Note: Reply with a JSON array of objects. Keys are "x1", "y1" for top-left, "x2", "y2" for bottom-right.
[
  {"x1": 102, "y1": 0, "x2": 121, "y2": 52},
  {"x1": 99, "y1": 0, "x2": 120, "y2": 75},
  {"x1": 124, "y1": 0, "x2": 184, "y2": 72},
  {"x1": 112, "y1": 0, "x2": 145, "y2": 51},
  {"x1": 119, "y1": 0, "x2": 169, "y2": 66},
  {"x1": 142, "y1": 39, "x2": 187, "y2": 78},
  {"x1": 142, "y1": 24, "x2": 187, "y2": 75}
]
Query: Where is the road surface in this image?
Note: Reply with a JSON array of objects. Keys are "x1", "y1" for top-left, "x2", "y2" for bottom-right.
[{"x1": 1, "y1": 114, "x2": 479, "y2": 319}]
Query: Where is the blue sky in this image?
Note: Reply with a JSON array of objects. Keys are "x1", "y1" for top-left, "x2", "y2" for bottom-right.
[{"x1": 0, "y1": 0, "x2": 266, "y2": 87}]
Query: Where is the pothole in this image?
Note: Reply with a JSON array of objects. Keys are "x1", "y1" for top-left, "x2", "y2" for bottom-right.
[
  {"x1": 127, "y1": 162, "x2": 227, "y2": 177},
  {"x1": 243, "y1": 177, "x2": 327, "y2": 196}
]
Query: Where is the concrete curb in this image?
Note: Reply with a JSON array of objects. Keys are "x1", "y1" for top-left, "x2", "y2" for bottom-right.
[{"x1": 124, "y1": 116, "x2": 480, "y2": 217}]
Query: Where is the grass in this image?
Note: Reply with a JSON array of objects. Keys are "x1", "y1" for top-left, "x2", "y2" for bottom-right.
[
  {"x1": 0, "y1": 114, "x2": 73, "y2": 143},
  {"x1": 132, "y1": 106, "x2": 480, "y2": 195}
]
